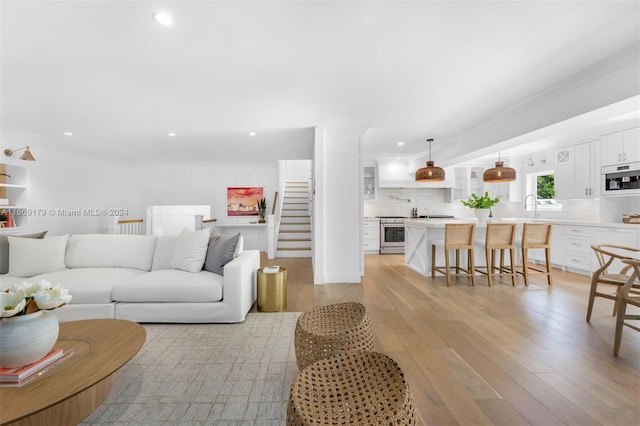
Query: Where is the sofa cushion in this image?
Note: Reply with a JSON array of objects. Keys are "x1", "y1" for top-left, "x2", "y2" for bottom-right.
[
  {"x1": 113, "y1": 269, "x2": 223, "y2": 302},
  {"x1": 0, "y1": 231, "x2": 47, "y2": 274},
  {"x1": 8, "y1": 235, "x2": 67, "y2": 277},
  {"x1": 29, "y1": 268, "x2": 146, "y2": 304},
  {"x1": 66, "y1": 234, "x2": 157, "y2": 271},
  {"x1": 203, "y1": 233, "x2": 241, "y2": 276},
  {"x1": 170, "y1": 228, "x2": 210, "y2": 273},
  {"x1": 151, "y1": 236, "x2": 179, "y2": 270}
]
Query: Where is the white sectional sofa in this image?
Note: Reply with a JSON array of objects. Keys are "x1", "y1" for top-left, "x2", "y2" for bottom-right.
[{"x1": 0, "y1": 231, "x2": 260, "y2": 323}]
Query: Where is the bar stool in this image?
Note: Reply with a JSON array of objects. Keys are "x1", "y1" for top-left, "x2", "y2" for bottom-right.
[
  {"x1": 475, "y1": 223, "x2": 517, "y2": 286},
  {"x1": 517, "y1": 223, "x2": 553, "y2": 285},
  {"x1": 431, "y1": 223, "x2": 476, "y2": 286}
]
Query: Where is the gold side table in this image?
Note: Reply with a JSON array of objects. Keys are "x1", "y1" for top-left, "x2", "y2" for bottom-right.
[{"x1": 257, "y1": 267, "x2": 287, "y2": 312}]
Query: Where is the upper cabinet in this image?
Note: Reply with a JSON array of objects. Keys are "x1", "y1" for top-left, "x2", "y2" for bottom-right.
[
  {"x1": 601, "y1": 127, "x2": 640, "y2": 166},
  {"x1": 363, "y1": 165, "x2": 376, "y2": 200},
  {"x1": 377, "y1": 160, "x2": 454, "y2": 188},
  {"x1": 555, "y1": 140, "x2": 600, "y2": 199}
]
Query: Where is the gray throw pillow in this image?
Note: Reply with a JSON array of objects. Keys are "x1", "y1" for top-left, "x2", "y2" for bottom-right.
[
  {"x1": 0, "y1": 231, "x2": 48, "y2": 274},
  {"x1": 204, "y1": 233, "x2": 241, "y2": 276}
]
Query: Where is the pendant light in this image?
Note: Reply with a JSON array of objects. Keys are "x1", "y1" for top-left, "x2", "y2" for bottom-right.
[
  {"x1": 415, "y1": 138, "x2": 445, "y2": 182},
  {"x1": 483, "y1": 152, "x2": 516, "y2": 182}
]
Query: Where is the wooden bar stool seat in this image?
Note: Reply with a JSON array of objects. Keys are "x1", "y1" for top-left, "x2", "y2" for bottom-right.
[
  {"x1": 431, "y1": 223, "x2": 476, "y2": 287},
  {"x1": 516, "y1": 223, "x2": 553, "y2": 285},
  {"x1": 475, "y1": 223, "x2": 517, "y2": 286}
]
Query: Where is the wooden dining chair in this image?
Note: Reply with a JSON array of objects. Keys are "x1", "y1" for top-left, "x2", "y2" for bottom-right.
[
  {"x1": 586, "y1": 244, "x2": 640, "y2": 322},
  {"x1": 517, "y1": 223, "x2": 553, "y2": 285},
  {"x1": 475, "y1": 223, "x2": 517, "y2": 286},
  {"x1": 431, "y1": 223, "x2": 476, "y2": 287},
  {"x1": 614, "y1": 258, "x2": 640, "y2": 356}
]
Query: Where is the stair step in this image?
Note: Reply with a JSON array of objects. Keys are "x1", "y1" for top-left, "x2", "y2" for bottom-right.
[
  {"x1": 276, "y1": 248, "x2": 312, "y2": 258},
  {"x1": 278, "y1": 240, "x2": 311, "y2": 249}
]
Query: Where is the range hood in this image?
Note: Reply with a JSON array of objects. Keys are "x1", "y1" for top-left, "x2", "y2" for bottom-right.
[{"x1": 377, "y1": 160, "x2": 455, "y2": 188}]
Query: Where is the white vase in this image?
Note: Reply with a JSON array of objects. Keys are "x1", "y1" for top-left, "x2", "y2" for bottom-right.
[
  {"x1": 474, "y1": 208, "x2": 491, "y2": 223},
  {"x1": 0, "y1": 311, "x2": 59, "y2": 368}
]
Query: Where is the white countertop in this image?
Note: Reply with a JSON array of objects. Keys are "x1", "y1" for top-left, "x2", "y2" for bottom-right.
[{"x1": 404, "y1": 218, "x2": 639, "y2": 229}]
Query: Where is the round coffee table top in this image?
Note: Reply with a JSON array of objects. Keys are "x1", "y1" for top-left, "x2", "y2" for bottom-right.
[{"x1": 0, "y1": 319, "x2": 146, "y2": 425}]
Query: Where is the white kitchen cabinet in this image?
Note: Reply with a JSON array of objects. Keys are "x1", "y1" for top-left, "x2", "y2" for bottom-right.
[
  {"x1": 601, "y1": 127, "x2": 640, "y2": 166},
  {"x1": 363, "y1": 165, "x2": 376, "y2": 200},
  {"x1": 363, "y1": 218, "x2": 380, "y2": 253},
  {"x1": 563, "y1": 225, "x2": 593, "y2": 275},
  {"x1": 451, "y1": 166, "x2": 484, "y2": 201},
  {"x1": 555, "y1": 140, "x2": 599, "y2": 199},
  {"x1": 590, "y1": 226, "x2": 639, "y2": 274}
]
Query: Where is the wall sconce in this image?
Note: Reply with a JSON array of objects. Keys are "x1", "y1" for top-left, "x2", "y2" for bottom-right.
[
  {"x1": 527, "y1": 155, "x2": 535, "y2": 167},
  {"x1": 4, "y1": 146, "x2": 35, "y2": 161}
]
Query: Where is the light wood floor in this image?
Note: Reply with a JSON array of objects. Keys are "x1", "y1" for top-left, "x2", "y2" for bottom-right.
[{"x1": 256, "y1": 253, "x2": 640, "y2": 426}]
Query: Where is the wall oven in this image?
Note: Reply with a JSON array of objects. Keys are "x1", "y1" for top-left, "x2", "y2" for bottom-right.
[
  {"x1": 602, "y1": 162, "x2": 640, "y2": 195},
  {"x1": 379, "y1": 217, "x2": 406, "y2": 254}
]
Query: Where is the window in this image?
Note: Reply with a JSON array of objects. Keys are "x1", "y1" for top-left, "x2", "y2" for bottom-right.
[
  {"x1": 526, "y1": 171, "x2": 562, "y2": 212},
  {"x1": 537, "y1": 174, "x2": 554, "y2": 199}
]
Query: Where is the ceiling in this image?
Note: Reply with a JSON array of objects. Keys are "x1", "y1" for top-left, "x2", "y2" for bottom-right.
[{"x1": 1, "y1": 0, "x2": 639, "y2": 165}]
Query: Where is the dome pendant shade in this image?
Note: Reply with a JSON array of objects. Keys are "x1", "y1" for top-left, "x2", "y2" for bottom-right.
[
  {"x1": 483, "y1": 160, "x2": 516, "y2": 182},
  {"x1": 416, "y1": 161, "x2": 445, "y2": 181},
  {"x1": 415, "y1": 138, "x2": 445, "y2": 182}
]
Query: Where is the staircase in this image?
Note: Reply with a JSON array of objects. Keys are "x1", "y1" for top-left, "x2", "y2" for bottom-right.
[{"x1": 277, "y1": 181, "x2": 312, "y2": 258}]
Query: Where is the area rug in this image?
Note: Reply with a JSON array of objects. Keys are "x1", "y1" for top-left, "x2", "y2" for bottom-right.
[{"x1": 80, "y1": 312, "x2": 300, "y2": 426}]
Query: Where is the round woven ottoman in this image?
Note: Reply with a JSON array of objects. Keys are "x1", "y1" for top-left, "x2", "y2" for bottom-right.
[
  {"x1": 294, "y1": 302, "x2": 375, "y2": 370},
  {"x1": 287, "y1": 351, "x2": 416, "y2": 425}
]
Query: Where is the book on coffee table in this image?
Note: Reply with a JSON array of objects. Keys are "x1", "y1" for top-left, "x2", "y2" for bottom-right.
[
  {"x1": 0, "y1": 348, "x2": 64, "y2": 383},
  {"x1": 263, "y1": 266, "x2": 280, "y2": 273}
]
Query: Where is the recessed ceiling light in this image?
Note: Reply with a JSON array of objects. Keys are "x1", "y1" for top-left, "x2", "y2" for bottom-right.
[
  {"x1": 397, "y1": 142, "x2": 404, "y2": 146},
  {"x1": 168, "y1": 132, "x2": 176, "y2": 137},
  {"x1": 249, "y1": 132, "x2": 256, "y2": 136},
  {"x1": 153, "y1": 12, "x2": 173, "y2": 26},
  {"x1": 63, "y1": 132, "x2": 73, "y2": 136}
]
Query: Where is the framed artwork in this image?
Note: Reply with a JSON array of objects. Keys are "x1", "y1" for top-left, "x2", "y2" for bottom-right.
[{"x1": 227, "y1": 187, "x2": 263, "y2": 217}]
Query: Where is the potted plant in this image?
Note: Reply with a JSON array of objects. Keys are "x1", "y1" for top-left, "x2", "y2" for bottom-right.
[
  {"x1": 461, "y1": 192, "x2": 500, "y2": 222},
  {"x1": 257, "y1": 197, "x2": 267, "y2": 223}
]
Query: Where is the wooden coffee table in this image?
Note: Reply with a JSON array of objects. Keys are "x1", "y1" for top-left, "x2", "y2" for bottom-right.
[{"x1": 0, "y1": 319, "x2": 146, "y2": 426}]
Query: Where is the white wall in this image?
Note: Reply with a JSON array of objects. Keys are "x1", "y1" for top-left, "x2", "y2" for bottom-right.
[
  {"x1": 118, "y1": 161, "x2": 279, "y2": 224},
  {"x1": 1, "y1": 138, "x2": 121, "y2": 235},
  {"x1": 0, "y1": 133, "x2": 281, "y2": 236}
]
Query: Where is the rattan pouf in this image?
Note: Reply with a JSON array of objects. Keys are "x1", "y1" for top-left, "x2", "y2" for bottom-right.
[
  {"x1": 287, "y1": 351, "x2": 416, "y2": 425},
  {"x1": 294, "y1": 302, "x2": 375, "y2": 370}
]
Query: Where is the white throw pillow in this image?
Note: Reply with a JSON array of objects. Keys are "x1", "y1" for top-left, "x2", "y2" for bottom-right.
[
  {"x1": 170, "y1": 228, "x2": 210, "y2": 273},
  {"x1": 8, "y1": 235, "x2": 68, "y2": 277}
]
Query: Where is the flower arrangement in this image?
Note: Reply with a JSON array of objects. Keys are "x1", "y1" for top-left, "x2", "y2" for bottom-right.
[
  {"x1": 461, "y1": 192, "x2": 500, "y2": 209},
  {"x1": 1, "y1": 280, "x2": 72, "y2": 318}
]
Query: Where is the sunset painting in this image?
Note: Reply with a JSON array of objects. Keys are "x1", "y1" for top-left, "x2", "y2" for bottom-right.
[{"x1": 227, "y1": 187, "x2": 263, "y2": 216}]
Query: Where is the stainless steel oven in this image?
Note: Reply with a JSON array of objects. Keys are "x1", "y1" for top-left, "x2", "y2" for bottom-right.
[{"x1": 379, "y1": 217, "x2": 406, "y2": 254}]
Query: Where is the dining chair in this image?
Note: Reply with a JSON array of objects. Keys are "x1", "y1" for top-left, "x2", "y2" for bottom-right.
[
  {"x1": 586, "y1": 244, "x2": 640, "y2": 322},
  {"x1": 614, "y1": 258, "x2": 640, "y2": 356},
  {"x1": 431, "y1": 223, "x2": 476, "y2": 287},
  {"x1": 475, "y1": 223, "x2": 517, "y2": 286},
  {"x1": 517, "y1": 223, "x2": 553, "y2": 285}
]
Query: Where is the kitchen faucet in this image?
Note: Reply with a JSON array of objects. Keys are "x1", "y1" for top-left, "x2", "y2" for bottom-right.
[{"x1": 524, "y1": 194, "x2": 538, "y2": 219}]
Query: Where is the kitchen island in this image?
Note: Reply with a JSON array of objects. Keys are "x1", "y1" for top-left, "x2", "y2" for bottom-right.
[
  {"x1": 404, "y1": 217, "x2": 640, "y2": 278},
  {"x1": 405, "y1": 218, "x2": 483, "y2": 277}
]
